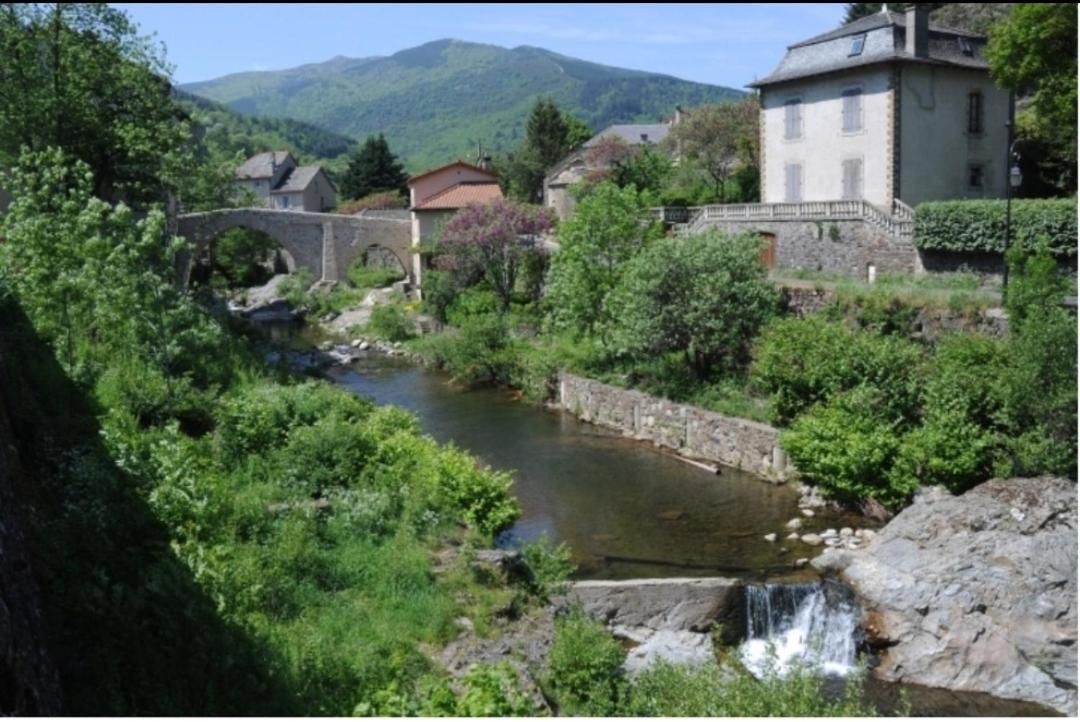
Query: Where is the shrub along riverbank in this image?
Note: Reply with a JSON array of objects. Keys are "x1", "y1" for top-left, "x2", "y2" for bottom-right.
[
  {"x1": 407, "y1": 181, "x2": 1077, "y2": 513},
  {"x1": 2, "y1": 149, "x2": 888, "y2": 716}
]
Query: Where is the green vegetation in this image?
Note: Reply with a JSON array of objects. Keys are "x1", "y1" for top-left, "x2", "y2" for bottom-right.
[
  {"x1": 502, "y1": 97, "x2": 585, "y2": 203},
  {"x1": 987, "y1": 2, "x2": 1077, "y2": 193},
  {"x1": 914, "y1": 199, "x2": 1078, "y2": 256},
  {"x1": 367, "y1": 304, "x2": 417, "y2": 343},
  {"x1": 181, "y1": 38, "x2": 745, "y2": 171},
  {"x1": 339, "y1": 134, "x2": 409, "y2": 200},
  {"x1": 666, "y1": 96, "x2": 760, "y2": 202},
  {"x1": 546, "y1": 610, "x2": 628, "y2": 715}
]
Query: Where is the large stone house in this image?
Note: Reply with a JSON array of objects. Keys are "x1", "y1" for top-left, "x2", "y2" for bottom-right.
[
  {"x1": 751, "y1": 5, "x2": 1010, "y2": 208},
  {"x1": 543, "y1": 115, "x2": 683, "y2": 220},
  {"x1": 235, "y1": 151, "x2": 337, "y2": 212},
  {"x1": 408, "y1": 160, "x2": 503, "y2": 284}
]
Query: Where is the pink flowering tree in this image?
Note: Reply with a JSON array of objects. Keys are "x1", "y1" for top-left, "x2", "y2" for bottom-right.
[{"x1": 435, "y1": 199, "x2": 554, "y2": 311}]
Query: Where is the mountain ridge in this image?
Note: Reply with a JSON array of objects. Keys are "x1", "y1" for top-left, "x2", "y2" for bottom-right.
[{"x1": 182, "y1": 38, "x2": 745, "y2": 170}]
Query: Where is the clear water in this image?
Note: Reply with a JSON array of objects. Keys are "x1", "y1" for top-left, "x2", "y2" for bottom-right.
[{"x1": 324, "y1": 352, "x2": 864, "y2": 580}]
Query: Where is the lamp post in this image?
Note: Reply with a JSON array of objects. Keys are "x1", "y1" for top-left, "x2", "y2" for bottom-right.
[{"x1": 1002, "y1": 117, "x2": 1022, "y2": 296}]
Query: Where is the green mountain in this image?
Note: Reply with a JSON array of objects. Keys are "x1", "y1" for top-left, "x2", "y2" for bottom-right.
[
  {"x1": 175, "y1": 90, "x2": 356, "y2": 173},
  {"x1": 181, "y1": 39, "x2": 746, "y2": 171}
]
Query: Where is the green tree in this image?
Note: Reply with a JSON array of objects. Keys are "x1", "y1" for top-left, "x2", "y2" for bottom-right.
[
  {"x1": 609, "y1": 231, "x2": 780, "y2": 380},
  {"x1": 843, "y1": 3, "x2": 908, "y2": 23},
  {"x1": 339, "y1": 133, "x2": 408, "y2": 200},
  {"x1": 504, "y1": 97, "x2": 573, "y2": 202},
  {"x1": 986, "y1": 3, "x2": 1078, "y2": 192},
  {"x1": 562, "y1": 112, "x2": 594, "y2": 149},
  {"x1": 667, "y1": 97, "x2": 759, "y2": 201},
  {"x1": 0, "y1": 3, "x2": 192, "y2": 206},
  {"x1": 545, "y1": 182, "x2": 661, "y2": 343}
]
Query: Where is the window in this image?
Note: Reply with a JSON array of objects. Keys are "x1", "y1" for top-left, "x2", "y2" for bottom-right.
[
  {"x1": 784, "y1": 98, "x2": 803, "y2": 140},
  {"x1": 849, "y1": 33, "x2": 867, "y2": 56},
  {"x1": 967, "y1": 91, "x2": 984, "y2": 134},
  {"x1": 784, "y1": 163, "x2": 803, "y2": 202},
  {"x1": 280, "y1": 195, "x2": 290, "y2": 208},
  {"x1": 842, "y1": 158, "x2": 863, "y2": 200},
  {"x1": 958, "y1": 37, "x2": 974, "y2": 56},
  {"x1": 842, "y1": 88, "x2": 863, "y2": 132},
  {"x1": 968, "y1": 164, "x2": 984, "y2": 189}
]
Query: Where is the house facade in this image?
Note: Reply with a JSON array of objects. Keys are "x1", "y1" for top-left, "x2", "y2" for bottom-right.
[
  {"x1": 408, "y1": 160, "x2": 503, "y2": 284},
  {"x1": 751, "y1": 5, "x2": 1010, "y2": 209},
  {"x1": 234, "y1": 151, "x2": 337, "y2": 212},
  {"x1": 543, "y1": 114, "x2": 683, "y2": 220}
]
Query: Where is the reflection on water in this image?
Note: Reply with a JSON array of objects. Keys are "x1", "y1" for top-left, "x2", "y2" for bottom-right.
[{"x1": 327, "y1": 353, "x2": 862, "y2": 580}]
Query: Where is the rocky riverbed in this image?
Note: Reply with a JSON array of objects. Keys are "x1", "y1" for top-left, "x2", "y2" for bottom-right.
[{"x1": 814, "y1": 476, "x2": 1078, "y2": 716}]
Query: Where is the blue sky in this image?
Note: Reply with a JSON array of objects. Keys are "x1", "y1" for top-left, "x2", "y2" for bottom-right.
[{"x1": 114, "y1": 3, "x2": 847, "y2": 88}]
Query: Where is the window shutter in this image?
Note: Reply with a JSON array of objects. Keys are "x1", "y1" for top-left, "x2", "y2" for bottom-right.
[{"x1": 842, "y1": 90, "x2": 862, "y2": 132}]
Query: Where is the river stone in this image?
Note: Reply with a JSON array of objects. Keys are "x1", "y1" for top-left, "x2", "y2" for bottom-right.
[
  {"x1": 786, "y1": 532, "x2": 800, "y2": 541},
  {"x1": 785, "y1": 518, "x2": 803, "y2": 530},
  {"x1": 814, "y1": 477, "x2": 1078, "y2": 716},
  {"x1": 800, "y1": 533, "x2": 823, "y2": 546},
  {"x1": 624, "y1": 630, "x2": 714, "y2": 677},
  {"x1": 764, "y1": 533, "x2": 777, "y2": 542},
  {"x1": 801, "y1": 509, "x2": 815, "y2": 517}
]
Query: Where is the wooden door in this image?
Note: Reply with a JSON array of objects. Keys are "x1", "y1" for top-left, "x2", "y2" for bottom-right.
[{"x1": 759, "y1": 232, "x2": 777, "y2": 269}]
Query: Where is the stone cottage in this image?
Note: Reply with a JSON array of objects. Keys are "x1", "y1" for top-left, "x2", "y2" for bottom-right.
[
  {"x1": 235, "y1": 151, "x2": 337, "y2": 212},
  {"x1": 407, "y1": 160, "x2": 503, "y2": 284},
  {"x1": 751, "y1": 5, "x2": 1010, "y2": 208},
  {"x1": 543, "y1": 113, "x2": 684, "y2": 220}
]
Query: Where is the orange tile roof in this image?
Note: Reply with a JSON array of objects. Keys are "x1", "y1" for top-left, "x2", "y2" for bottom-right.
[
  {"x1": 407, "y1": 160, "x2": 498, "y2": 184},
  {"x1": 412, "y1": 181, "x2": 503, "y2": 210}
]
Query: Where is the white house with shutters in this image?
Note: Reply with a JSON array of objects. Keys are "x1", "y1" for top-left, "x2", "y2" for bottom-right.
[{"x1": 751, "y1": 5, "x2": 1010, "y2": 209}]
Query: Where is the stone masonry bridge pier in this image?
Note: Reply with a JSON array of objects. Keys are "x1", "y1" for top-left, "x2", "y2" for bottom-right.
[{"x1": 175, "y1": 208, "x2": 413, "y2": 287}]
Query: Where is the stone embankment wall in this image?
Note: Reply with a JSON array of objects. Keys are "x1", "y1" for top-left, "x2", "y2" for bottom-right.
[
  {"x1": 699, "y1": 218, "x2": 917, "y2": 277},
  {"x1": 780, "y1": 285, "x2": 1010, "y2": 340},
  {"x1": 557, "y1": 373, "x2": 789, "y2": 482}
]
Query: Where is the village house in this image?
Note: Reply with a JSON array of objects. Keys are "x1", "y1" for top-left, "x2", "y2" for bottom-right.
[
  {"x1": 407, "y1": 160, "x2": 503, "y2": 283},
  {"x1": 543, "y1": 112, "x2": 684, "y2": 220},
  {"x1": 235, "y1": 151, "x2": 337, "y2": 212},
  {"x1": 751, "y1": 4, "x2": 1010, "y2": 208}
]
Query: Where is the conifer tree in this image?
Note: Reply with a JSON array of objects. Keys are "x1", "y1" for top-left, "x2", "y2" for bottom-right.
[{"x1": 339, "y1": 134, "x2": 409, "y2": 200}]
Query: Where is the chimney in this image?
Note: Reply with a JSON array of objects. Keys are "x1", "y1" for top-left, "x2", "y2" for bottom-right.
[
  {"x1": 479, "y1": 155, "x2": 493, "y2": 171},
  {"x1": 673, "y1": 105, "x2": 684, "y2": 126},
  {"x1": 905, "y1": 4, "x2": 930, "y2": 58}
]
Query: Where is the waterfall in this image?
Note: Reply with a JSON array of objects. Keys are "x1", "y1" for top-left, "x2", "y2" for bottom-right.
[{"x1": 738, "y1": 581, "x2": 859, "y2": 677}]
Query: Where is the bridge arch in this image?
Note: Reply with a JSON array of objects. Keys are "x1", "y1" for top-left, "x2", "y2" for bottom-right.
[{"x1": 175, "y1": 209, "x2": 414, "y2": 289}]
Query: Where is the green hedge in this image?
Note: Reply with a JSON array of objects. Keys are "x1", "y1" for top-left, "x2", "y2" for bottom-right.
[{"x1": 914, "y1": 198, "x2": 1077, "y2": 256}]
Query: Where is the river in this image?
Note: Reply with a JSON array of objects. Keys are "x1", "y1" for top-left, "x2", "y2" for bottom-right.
[{"x1": 324, "y1": 350, "x2": 863, "y2": 580}]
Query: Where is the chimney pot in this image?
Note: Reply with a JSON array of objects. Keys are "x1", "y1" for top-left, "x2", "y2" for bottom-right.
[{"x1": 905, "y1": 4, "x2": 930, "y2": 58}]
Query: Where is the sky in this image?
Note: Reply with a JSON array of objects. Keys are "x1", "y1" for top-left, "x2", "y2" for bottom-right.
[{"x1": 113, "y1": 3, "x2": 847, "y2": 89}]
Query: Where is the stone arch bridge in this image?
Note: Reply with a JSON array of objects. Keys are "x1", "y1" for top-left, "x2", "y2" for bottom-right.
[{"x1": 175, "y1": 209, "x2": 413, "y2": 287}]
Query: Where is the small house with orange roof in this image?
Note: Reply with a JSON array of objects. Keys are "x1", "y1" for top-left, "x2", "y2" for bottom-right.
[{"x1": 408, "y1": 159, "x2": 503, "y2": 284}]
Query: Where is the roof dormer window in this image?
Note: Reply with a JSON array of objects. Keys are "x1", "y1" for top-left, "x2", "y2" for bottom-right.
[{"x1": 849, "y1": 33, "x2": 866, "y2": 57}]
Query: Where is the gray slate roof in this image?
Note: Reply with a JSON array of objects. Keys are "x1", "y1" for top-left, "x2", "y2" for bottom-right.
[
  {"x1": 236, "y1": 151, "x2": 293, "y2": 180},
  {"x1": 270, "y1": 165, "x2": 322, "y2": 194},
  {"x1": 584, "y1": 123, "x2": 671, "y2": 147},
  {"x1": 751, "y1": 11, "x2": 990, "y2": 88}
]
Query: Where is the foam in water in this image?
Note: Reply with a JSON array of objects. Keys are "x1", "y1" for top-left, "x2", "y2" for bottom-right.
[{"x1": 738, "y1": 582, "x2": 859, "y2": 678}]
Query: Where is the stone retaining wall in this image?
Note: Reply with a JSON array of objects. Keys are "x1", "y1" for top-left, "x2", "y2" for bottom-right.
[
  {"x1": 781, "y1": 285, "x2": 1010, "y2": 340},
  {"x1": 557, "y1": 373, "x2": 790, "y2": 482}
]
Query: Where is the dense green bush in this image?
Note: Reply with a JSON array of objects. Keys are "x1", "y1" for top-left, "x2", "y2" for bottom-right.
[
  {"x1": 751, "y1": 316, "x2": 927, "y2": 427},
  {"x1": 547, "y1": 609, "x2": 627, "y2": 715},
  {"x1": 426, "y1": 313, "x2": 525, "y2": 387},
  {"x1": 781, "y1": 386, "x2": 913, "y2": 506},
  {"x1": 914, "y1": 198, "x2": 1077, "y2": 255},
  {"x1": 608, "y1": 230, "x2": 781, "y2": 379},
  {"x1": 622, "y1": 660, "x2": 876, "y2": 717},
  {"x1": 348, "y1": 262, "x2": 404, "y2": 291},
  {"x1": 521, "y1": 536, "x2": 575, "y2": 601},
  {"x1": 366, "y1": 303, "x2": 416, "y2": 342}
]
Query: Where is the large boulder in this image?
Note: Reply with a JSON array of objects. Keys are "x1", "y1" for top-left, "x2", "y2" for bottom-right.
[{"x1": 814, "y1": 477, "x2": 1077, "y2": 715}]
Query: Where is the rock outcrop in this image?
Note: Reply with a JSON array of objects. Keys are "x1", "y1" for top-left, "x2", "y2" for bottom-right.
[{"x1": 814, "y1": 477, "x2": 1078, "y2": 715}]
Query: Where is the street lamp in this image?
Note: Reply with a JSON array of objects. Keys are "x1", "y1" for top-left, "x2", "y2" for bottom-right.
[{"x1": 1002, "y1": 115, "x2": 1022, "y2": 295}]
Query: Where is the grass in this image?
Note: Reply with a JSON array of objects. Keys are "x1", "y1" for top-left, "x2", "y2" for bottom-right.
[{"x1": 772, "y1": 270, "x2": 1003, "y2": 316}]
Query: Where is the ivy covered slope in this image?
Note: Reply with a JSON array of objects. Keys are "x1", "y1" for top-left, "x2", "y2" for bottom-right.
[{"x1": 181, "y1": 39, "x2": 745, "y2": 170}]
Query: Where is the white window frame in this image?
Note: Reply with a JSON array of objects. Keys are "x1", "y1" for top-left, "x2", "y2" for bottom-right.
[
  {"x1": 783, "y1": 97, "x2": 803, "y2": 141},
  {"x1": 841, "y1": 87, "x2": 864, "y2": 135},
  {"x1": 784, "y1": 163, "x2": 803, "y2": 203},
  {"x1": 841, "y1": 157, "x2": 864, "y2": 200}
]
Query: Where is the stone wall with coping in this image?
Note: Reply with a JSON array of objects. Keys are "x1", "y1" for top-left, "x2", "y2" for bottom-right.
[
  {"x1": 699, "y1": 217, "x2": 917, "y2": 278},
  {"x1": 557, "y1": 373, "x2": 790, "y2": 482}
]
